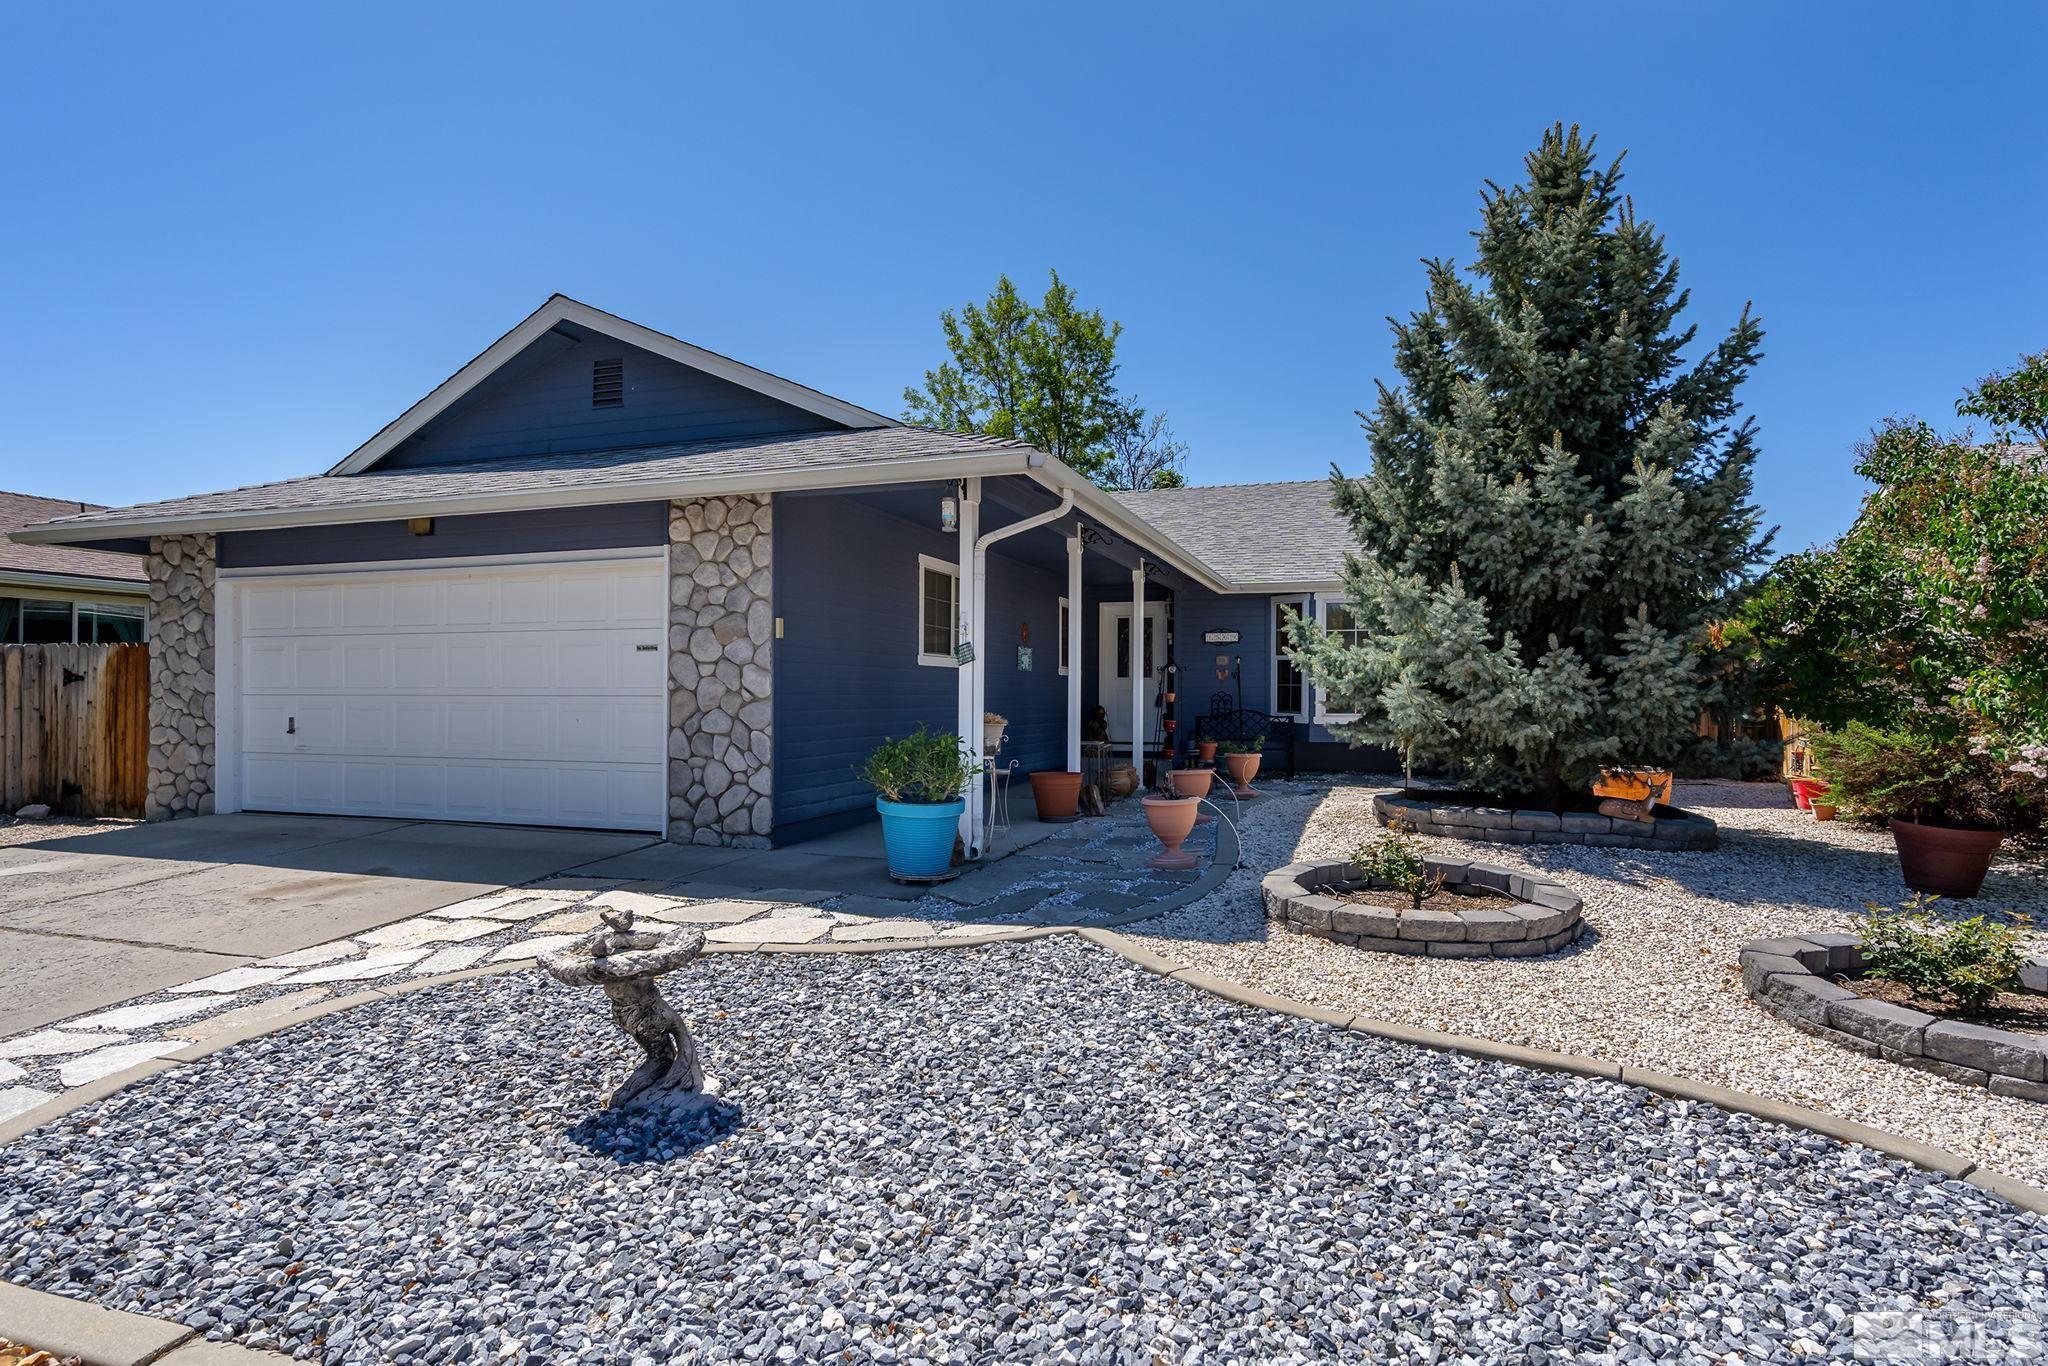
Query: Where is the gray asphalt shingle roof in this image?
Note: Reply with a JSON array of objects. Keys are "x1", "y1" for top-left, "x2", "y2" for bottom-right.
[
  {"x1": 21, "y1": 427, "x2": 1034, "y2": 534},
  {"x1": 1112, "y1": 480, "x2": 1351, "y2": 587},
  {"x1": 0, "y1": 491, "x2": 147, "y2": 583}
]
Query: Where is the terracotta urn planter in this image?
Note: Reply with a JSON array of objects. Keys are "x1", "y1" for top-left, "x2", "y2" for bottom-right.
[
  {"x1": 1168, "y1": 766, "x2": 1215, "y2": 823},
  {"x1": 1891, "y1": 817, "x2": 2004, "y2": 899},
  {"x1": 1028, "y1": 770, "x2": 1083, "y2": 823},
  {"x1": 1222, "y1": 751, "x2": 1261, "y2": 798},
  {"x1": 1195, "y1": 740, "x2": 1219, "y2": 764},
  {"x1": 1141, "y1": 795, "x2": 1201, "y2": 870}
]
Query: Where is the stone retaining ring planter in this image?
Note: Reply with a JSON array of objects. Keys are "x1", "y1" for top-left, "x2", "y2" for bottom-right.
[
  {"x1": 1373, "y1": 791, "x2": 1719, "y2": 851},
  {"x1": 1740, "y1": 934, "x2": 2048, "y2": 1101},
  {"x1": 1261, "y1": 856, "x2": 1585, "y2": 958}
]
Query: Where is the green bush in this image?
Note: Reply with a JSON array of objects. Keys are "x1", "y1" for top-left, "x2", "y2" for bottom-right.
[
  {"x1": 1349, "y1": 829, "x2": 1442, "y2": 910},
  {"x1": 1856, "y1": 895, "x2": 2030, "y2": 1011},
  {"x1": 1810, "y1": 723, "x2": 2029, "y2": 830},
  {"x1": 859, "y1": 727, "x2": 978, "y2": 804}
]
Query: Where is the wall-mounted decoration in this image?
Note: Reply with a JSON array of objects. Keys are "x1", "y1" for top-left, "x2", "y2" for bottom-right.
[
  {"x1": 1203, "y1": 629, "x2": 1241, "y2": 645},
  {"x1": 1017, "y1": 646, "x2": 1033, "y2": 672}
]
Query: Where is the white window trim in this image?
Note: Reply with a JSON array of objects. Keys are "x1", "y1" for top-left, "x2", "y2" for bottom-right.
[
  {"x1": 1269, "y1": 594, "x2": 1309, "y2": 723},
  {"x1": 917, "y1": 553, "x2": 960, "y2": 669},
  {"x1": 1312, "y1": 596, "x2": 1362, "y2": 724},
  {"x1": 1056, "y1": 596, "x2": 1070, "y2": 676}
]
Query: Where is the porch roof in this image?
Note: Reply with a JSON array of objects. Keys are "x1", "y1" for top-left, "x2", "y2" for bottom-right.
[{"x1": 1112, "y1": 480, "x2": 1351, "y2": 590}]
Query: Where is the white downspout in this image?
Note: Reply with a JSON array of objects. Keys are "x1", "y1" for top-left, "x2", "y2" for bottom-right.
[
  {"x1": 956, "y1": 478, "x2": 982, "y2": 853},
  {"x1": 965, "y1": 487, "x2": 1077, "y2": 856},
  {"x1": 1131, "y1": 559, "x2": 1147, "y2": 784},
  {"x1": 1066, "y1": 532, "x2": 1083, "y2": 774}
]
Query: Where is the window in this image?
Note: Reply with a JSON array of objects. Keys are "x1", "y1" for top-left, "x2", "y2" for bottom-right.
[
  {"x1": 19, "y1": 599, "x2": 71, "y2": 644},
  {"x1": 1271, "y1": 596, "x2": 1308, "y2": 719},
  {"x1": 1313, "y1": 597, "x2": 1368, "y2": 722},
  {"x1": 80, "y1": 602, "x2": 146, "y2": 643},
  {"x1": 1057, "y1": 597, "x2": 1070, "y2": 675},
  {"x1": 917, "y1": 554, "x2": 959, "y2": 666}
]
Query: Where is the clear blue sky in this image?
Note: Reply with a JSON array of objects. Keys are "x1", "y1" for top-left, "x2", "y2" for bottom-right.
[{"x1": 3, "y1": 2, "x2": 2043, "y2": 554}]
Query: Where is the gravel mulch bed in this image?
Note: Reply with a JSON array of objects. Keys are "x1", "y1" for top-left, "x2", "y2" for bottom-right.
[
  {"x1": 6, "y1": 940, "x2": 2047, "y2": 1362},
  {"x1": 0, "y1": 816, "x2": 131, "y2": 848},
  {"x1": 1134, "y1": 777, "x2": 2048, "y2": 1187}
]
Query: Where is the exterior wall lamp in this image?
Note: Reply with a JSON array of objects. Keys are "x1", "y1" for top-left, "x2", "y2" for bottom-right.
[{"x1": 940, "y1": 495, "x2": 958, "y2": 533}]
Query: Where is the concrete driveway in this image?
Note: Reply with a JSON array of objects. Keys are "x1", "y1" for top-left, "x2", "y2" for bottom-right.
[{"x1": 0, "y1": 814, "x2": 656, "y2": 1036}]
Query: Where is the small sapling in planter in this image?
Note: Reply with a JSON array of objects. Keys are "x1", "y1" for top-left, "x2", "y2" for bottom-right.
[
  {"x1": 1347, "y1": 828, "x2": 1443, "y2": 910},
  {"x1": 861, "y1": 727, "x2": 979, "y2": 882}
]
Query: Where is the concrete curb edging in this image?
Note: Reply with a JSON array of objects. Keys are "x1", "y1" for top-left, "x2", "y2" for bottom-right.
[{"x1": 5, "y1": 916, "x2": 2045, "y2": 1362}]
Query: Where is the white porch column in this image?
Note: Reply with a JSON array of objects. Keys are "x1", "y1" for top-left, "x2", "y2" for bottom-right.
[
  {"x1": 1130, "y1": 559, "x2": 1147, "y2": 781},
  {"x1": 1065, "y1": 532, "x2": 1083, "y2": 773},
  {"x1": 956, "y1": 479, "x2": 983, "y2": 852}
]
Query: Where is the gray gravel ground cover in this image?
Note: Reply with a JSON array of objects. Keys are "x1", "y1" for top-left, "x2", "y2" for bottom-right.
[{"x1": 2, "y1": 938, "x2": 2044, "y2": 1364}]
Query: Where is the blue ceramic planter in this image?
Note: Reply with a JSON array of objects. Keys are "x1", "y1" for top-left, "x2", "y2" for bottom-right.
[{"x1": 876, "y1": 797, "x2": 964, "y2": 880}]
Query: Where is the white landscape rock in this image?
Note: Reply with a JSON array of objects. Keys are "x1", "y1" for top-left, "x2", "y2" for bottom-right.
[
  {"x1": 642, "y1": 900, "x2": 775, "y2": 926},
  {"x1": 465, "y1": 899, "x2": 572, "y2": 923},
  {"x1": 411, "y1": 945, "x2": 493, "y2": 975},
  {"x1": 0, "y1": 1030, "x2": 133, "y2": 1059},
  {"x1": 0, "y1": 1085, "x2": 55, "y2": 1122},
  {"x1": 167, "y1": 966, "x2": 297, "y2": 994},
  {"x1": 704, "y1": 917, "x2": 831, "y2": 946},
  {"x1": 58, "y1": 1041, "x2": 187, "y2": 1087},
  {"x1": 589, "y1": 890, "x2": 690, "y2": 916},
  {"x1": 256, "y1": 941, "x2": 359, "y2": 969},
  {"x1": 0, "y1": 1059, "x2": 22, "y2": 1083}
]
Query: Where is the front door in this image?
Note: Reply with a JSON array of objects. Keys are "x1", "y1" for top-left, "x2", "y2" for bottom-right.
[{"x1": 1097, "y1": 601, "x2": 1169, "y2": 745}]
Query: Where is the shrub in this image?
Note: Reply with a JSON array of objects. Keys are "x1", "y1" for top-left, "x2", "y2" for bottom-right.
[
  {"x1": 1349, "y1": 829, "x2": 1442, "y2": 910},
  {"x1": 1810, "y1": 723, "x2": 2033, "y2": 830},
  {"x1": 859, "y1": 727, "x2": 978, "y2": 804},
  {"x1": 1856, "y1": 895, "x2": 2031, "y2": 1011}
]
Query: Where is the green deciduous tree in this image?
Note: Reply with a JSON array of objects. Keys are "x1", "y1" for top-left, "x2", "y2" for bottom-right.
[
  {"x1": 1286, "y1": 125, "x2": 1772, "y2": 802},
  {"x1": 903, "y1": 270, "x2": 1185, "y2": 489}
]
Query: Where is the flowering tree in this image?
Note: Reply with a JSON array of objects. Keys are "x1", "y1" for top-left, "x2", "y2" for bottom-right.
[{"x1": 1746, "y1": 361, "x2": 2048, "y2": 820}]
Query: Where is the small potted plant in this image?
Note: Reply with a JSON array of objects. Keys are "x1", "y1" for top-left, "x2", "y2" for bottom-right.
[
  {"x1": 1787, "y1": 774, "x2": 1829, "y2": 812},
  {"x1": 1809, "y1": 724, "x2": 2031, "y2": 898},
  {"x1": 1216, "y1": 739, "x2": 1263, "y2": 798},
  {"x1": 860, "y1": 727, "x2": 979, "y2": 882},
  {"x1": 982, "y1": 711, "x2": 1008, "y2": 754},
  {"x1": 1195, "y1": 738, "x2": 1219, "y2": 764}
]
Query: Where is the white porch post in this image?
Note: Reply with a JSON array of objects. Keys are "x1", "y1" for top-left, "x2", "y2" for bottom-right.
[
  {"x1": 1130, "y1": 559, "x2": 1147, "y2": 782},
  {"x1": 1065, "y1": 532, "x2": 1083, "y2": 773},
  {"x1": 957, "y1": 479, "x2": 983, "y2": 852}
]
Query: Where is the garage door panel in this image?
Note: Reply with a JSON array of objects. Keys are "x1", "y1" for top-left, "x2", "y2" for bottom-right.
[{"x1": 233, "y1": 559, "x2": 666, "y2": 832}]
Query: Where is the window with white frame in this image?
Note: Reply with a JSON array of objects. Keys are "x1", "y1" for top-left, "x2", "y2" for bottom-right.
[
  {"x1": 1270, "y1": 595, "x2": 1308, "y2": 719},
  {"x1": 1313, "y1": 597, "x2": 1367, "y2": 722},
  {"x1": 917, "y1": 554, "x2": 960, "y2": 667},
  {"x1": 1057, "y1": 596, "x2": 1070, "y2": 675}
]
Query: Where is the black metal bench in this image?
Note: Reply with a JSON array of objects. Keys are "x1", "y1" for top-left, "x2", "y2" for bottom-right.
[{"x1": 1190, "y1": 707, "x2": 1298, "y2": 779}]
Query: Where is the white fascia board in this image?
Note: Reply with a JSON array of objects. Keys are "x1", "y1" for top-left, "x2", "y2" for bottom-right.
[
  {"x1": 1026, "y1": 463, "x2": 1236, "y2": 594},
  {"x1": 327, "y1": 295, "x2": 897, "y2": 477},
  {"x1": 12, "y1": 451, "x2": 1033, "y2": 543},
  {"x1": 0, "y1": 568, "x2": 150, "y2": 596}
]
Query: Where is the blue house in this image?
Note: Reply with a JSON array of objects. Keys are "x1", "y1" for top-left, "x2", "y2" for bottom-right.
[{"x1": 14, "y1": 297, "x2": 1371, "y2": 849}]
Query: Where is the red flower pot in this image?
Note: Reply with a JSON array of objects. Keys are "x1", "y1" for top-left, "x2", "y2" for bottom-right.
[
  {"x1": 1142, "y1": 795, "x2": 1201, "y2": 870},
  {"x1": 1788, "y1": 777, "x2": 1828, "y2": 811},
  {"x1": 1223, "y1": 751, "x2": 1261, "y2": 798},
  {"x1": 1028, "y1": 771, "x2": 1083, "y2": 823},
  {"x1": 1891, "y1": 817, "x2": 2004, "y2": 899}
]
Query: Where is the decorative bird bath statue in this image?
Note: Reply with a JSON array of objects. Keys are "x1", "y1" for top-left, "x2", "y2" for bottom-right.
[{"x1": 539, "y1": 907, "x2": 722, "y2": 1112}]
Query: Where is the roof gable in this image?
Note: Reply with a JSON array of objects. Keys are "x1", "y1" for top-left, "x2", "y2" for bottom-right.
[{"x1": 333, "y1": 295, "x2": 894, "y2": 475}]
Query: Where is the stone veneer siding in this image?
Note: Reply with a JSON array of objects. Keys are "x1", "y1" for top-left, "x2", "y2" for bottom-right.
[
  {"x1": 146, "y1": 533, "x2": 217, "y2": 820},
  {"x1": 667, "y1": 495, "x2": 774, "y2": 846}
]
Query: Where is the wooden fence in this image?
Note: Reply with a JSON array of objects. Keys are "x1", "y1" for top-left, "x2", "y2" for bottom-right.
[{"x1": 0, "y1": 644, "x2": 150, "y2": 819}]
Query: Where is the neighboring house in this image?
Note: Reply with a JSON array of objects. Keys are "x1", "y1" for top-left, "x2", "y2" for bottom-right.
[
  {"x1": 12, "y1": 295, "x2": 1369, "y2": 839},
  {"x1": 0, "y1": 491, "x2": 149, "y2": 643}
]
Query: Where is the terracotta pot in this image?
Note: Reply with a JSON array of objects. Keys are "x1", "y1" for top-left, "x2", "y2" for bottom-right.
[
  {"x1": 1028, "y1": 770, "x2": 1083, "y2": 822},
  {"x1": 1811, "y1": 803, "x2": 1838, "y2": 822},
  {"x1": 1223, "y1": 751, "x2": 1261, "y2": 797},
  {"x1": 1195, "y1": 740, "x2": 1218, "y2": 764},
  {"x1": 1891, "y1": 817, "x2": 2003, "y2": 899},
  {"x1": 1142, "y1": 795, "x2": 1201, "y2": 870},
  {"x1": 1104, "y1": 763, "x2": 1140, "y2": 800},
  {"x1": 1169, "y1": 767, "x2": 1216, "y2": 823}
]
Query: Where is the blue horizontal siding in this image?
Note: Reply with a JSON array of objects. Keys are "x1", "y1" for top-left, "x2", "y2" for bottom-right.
[
  {"x1": 380, "y1": 331, "x2": 836, "y2": 468},
  {"x1": 772, "y1": 493, "x2": 1069, "y2": 830},
  {"x1": 216, "y1": 502, "x2": 668, "y2": 568}
]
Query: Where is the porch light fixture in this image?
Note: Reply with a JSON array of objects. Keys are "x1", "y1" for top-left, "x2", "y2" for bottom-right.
[
  {"x1": 940, "y1": 495, "x2": 958, "y2": 533},
  {"x1": 407, "y1": 517, "x2": 435, "y2": 536}
]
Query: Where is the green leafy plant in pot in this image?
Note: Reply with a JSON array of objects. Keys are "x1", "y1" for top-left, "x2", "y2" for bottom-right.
[{"x1": 860, "y1": 727, "x2": 979, "y2": 882}]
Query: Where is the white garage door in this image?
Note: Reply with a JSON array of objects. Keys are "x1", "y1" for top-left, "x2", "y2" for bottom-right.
[{"x1": 230, "y1": 558, "x2": 667, "y2": 832}]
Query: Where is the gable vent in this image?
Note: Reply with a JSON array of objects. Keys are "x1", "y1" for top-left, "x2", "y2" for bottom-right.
[{"x1": 592, "y1": 357, "x2": 624, "y2": 408}]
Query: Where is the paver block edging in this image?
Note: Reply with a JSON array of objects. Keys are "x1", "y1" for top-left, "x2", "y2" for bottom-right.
[
  {"x1": 1375, "y1": 791, "x2": 1719, "y2": 851},
  {"x1": 1263, "y1": 857, "x2": 1585, "y2": 958},
  {"x1": 1740, "y1": 936, "x2": 2048, "y2": 1098},
  {"x1": 1078, "y1": 929, "x2": 2048, "y2": 1215}
]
